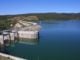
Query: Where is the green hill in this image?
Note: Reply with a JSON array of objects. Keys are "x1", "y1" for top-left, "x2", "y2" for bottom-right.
[{"x1": 0, "y1": 12, "x2": 80, "y2": 30}]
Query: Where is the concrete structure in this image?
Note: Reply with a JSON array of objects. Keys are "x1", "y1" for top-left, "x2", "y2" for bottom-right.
[
  {"x1": 0, "y1": 35, "x2": 4, "y2": 45},
  {"x1": 0, "y1": 20, "x2": 40, "y2": 46},
  {"x1": 9, "y1": 32, "x2": 15, "y2": 41},
  {"x1": 0, "y1": 53, "x2": 27, "y2": 60},
  {"x1": 18, "y1": 31, "x2": 38, "y2": 39},
  {"x1": 0, "y1": 20, "x2": 40, "y2": 60},
  {"x1": 12, "y1": 20, "x2": 40, "y2": 39}
]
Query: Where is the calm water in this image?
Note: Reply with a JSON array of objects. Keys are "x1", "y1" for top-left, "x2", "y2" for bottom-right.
[{"x1": 2, "y1": 20, "x2": 80, "y2": 60}]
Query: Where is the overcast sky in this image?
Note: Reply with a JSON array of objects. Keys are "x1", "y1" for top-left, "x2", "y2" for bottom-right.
[{"x1": 0, "y1": 0, "x2": 80, "y2": 15}]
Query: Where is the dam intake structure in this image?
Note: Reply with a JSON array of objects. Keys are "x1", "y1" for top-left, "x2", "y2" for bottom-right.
[{"x1": 0, "y1": 20, "x2": 41, "y2": 46}]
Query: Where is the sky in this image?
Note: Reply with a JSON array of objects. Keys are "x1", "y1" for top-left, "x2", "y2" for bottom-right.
[{"x1": 0, "y1": 0, "x2": 80, "y2": 15}]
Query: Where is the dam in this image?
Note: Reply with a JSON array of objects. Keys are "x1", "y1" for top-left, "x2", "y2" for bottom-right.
[
  {"x1": 0, "y1": 20, "x2": 40, "y2": 60},
  {"x1": 0, "y1": 20, "x2": 40, "y2": 45}
]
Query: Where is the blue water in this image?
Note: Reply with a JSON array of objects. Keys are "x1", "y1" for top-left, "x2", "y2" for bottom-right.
[{"x1": 3, "y1": 20, "x2": 80, "y2": 60}]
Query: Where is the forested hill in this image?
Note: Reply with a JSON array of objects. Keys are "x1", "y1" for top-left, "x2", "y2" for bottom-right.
[
  {"x1": 0, "y1": 13, "x2": 80, "y2": 30},
  {"x1": 18, "y1": 13, "x2": 80, "y2": 20},
  {"x1": 0, "y1": 13, "x2": 80, "y2": 20}
]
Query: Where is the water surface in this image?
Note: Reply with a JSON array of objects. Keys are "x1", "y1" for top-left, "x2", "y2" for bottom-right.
[{"x1": 3, "y1": 20, "x2": 80, "y2": 60}]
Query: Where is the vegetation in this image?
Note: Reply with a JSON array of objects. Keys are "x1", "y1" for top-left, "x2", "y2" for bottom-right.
[
  {"x1": 15, "y1": 13, "x2": 80, "y2": 20},
  {"x1": 0, "y1": 12, "x2": 80, "y2": 30},
  {"x1": 0, "y1": 20, "x2": 11, "y2": 30}
]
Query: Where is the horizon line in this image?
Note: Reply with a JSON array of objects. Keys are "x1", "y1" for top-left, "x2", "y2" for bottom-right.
[{"x1": 0, "y1": 12, "x2": 80, "y2": 16}]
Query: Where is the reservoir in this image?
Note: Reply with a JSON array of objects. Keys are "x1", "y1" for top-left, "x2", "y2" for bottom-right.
[{"x1": 1, "y1": 20, "x2": 80, "y2": 60}]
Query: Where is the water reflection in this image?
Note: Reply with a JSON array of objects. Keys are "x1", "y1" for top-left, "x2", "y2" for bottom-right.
[
  {"x1": 0, "y1": 45, "x2": 10, "y2": 54},
  {"x1": 19, "y1": 38, "x2": 39, "y2": 45},
  {"x1": 0, "y1": 37, "x2": 39, "y2": 55}
]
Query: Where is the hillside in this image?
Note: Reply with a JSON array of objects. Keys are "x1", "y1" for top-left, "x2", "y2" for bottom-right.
[
  {"x1": 9, "y1": 13, "x2": 80, "y2": 20},
  {"x1": 0, "y1": 13, "x2": 80, "y2": 20},
  {"x1": 0, "y1": 13, "x2": 80, "y2": 30}
]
